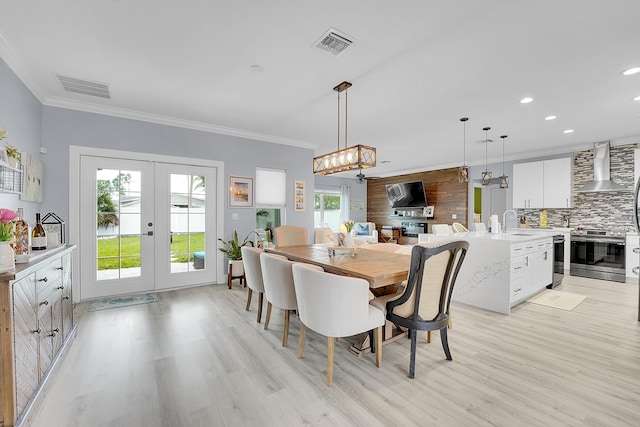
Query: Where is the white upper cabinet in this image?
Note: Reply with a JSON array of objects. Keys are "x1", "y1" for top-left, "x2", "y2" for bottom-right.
[
  {"x1": 513, "y1": 157, "x2": 573, "y2": 209},
  {"x1": 513, "y1": 161, "x2": 544, "y2": 208},
  {"x1": 543, "y1": 158, "x2": 573, "y2": 208}
]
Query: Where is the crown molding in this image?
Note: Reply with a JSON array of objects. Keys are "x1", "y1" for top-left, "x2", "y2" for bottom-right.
[{"x1": 42, "y1": 96, "x2": 318, "y2": 149}]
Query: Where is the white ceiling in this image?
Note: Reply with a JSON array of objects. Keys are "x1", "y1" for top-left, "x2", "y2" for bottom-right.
[{"x1": 1, "y1": 0, "x2": 640, "y2": 178}]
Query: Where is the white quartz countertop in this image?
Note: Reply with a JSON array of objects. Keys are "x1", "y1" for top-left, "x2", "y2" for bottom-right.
[{"x1": 450, "y1": 231, "x2": 553, "y2": 242}]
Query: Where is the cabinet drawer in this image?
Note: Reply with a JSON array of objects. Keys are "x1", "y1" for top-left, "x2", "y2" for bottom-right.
[
  {"x1": 511, "y1": 279, "x2": 525, "y2": 300},
  {"x1": 35, "y1": 258, "x2": 63, "y2": 285},
  {"x1": 511, "y1": 258, "x2": 525, "y2": 279}
]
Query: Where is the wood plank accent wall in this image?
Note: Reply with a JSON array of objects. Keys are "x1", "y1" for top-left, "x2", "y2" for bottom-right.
[{"x1": 367, "y1": 167, "x2": 468, "y2": 244}]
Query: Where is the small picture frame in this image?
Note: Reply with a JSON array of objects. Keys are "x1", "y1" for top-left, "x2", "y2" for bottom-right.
[
  {"x1": 424, "y1": 206, "x2": 434, "y2": 218},
  {"x1": 294, "y1": 180, "x2": 305, "y2": 212},
  {"x1": 228, "y1": 175, "x2": 254, "y2": 208}
]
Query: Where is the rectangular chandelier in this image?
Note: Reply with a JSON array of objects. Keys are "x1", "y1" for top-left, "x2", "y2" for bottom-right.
[{"x1": 313, "y1": 144, "x2": 376, "y2": 175}]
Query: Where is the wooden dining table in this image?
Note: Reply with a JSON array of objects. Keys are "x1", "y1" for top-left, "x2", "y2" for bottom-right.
[
  {"x1": 264, "y1": 244, "x2": 412, "y2": 355},
  {"x1": 265, "y1": 244, "x2": 411, "y2": 289}
]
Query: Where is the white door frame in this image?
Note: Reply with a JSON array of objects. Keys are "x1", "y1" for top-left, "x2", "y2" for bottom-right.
[{"x1": 69, "y1": 145, "x2": 225, "y2": 302}]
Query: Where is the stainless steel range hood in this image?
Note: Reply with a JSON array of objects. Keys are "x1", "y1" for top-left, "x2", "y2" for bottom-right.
[{"x1": 577, "y1": 141, "x2": 628, "y2": 192}]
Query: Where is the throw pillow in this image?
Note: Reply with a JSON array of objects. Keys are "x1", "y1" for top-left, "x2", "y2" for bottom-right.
[{"x1": 356, "y1": 224, "x2": 370, "y2": 235}]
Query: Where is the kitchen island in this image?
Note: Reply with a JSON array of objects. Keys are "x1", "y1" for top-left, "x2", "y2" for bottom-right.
[{"x1": 419, "y1": 231, "x2": 554, "y2": 314}]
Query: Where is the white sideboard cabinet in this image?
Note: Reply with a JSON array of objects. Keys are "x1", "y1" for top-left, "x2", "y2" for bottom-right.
[{"x1": 0, "y1": 245, "x2": 76, "y2": 427}]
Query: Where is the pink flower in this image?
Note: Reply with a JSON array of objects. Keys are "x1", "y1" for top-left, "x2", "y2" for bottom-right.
[{"x1": 0, "y1": 209, "x2": 18, "y2": 224}]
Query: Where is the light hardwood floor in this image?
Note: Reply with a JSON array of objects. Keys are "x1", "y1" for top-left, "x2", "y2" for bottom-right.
[{"x1": 29, "y1": 275, "x2": 639, "y2": 427}]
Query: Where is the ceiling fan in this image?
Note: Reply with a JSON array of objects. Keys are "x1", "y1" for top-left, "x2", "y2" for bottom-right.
[{"x1": 355, "y1": 169, "x2": 380, "y2": 184}]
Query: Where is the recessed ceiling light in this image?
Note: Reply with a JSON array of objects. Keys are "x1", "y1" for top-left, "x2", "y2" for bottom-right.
[
  {"x1": 563, "y1": 129, "x2": 574, "y2": 134},
  {"x1": 520, "y1": 97, "x2": 534, "y2": 104},
  {"x1": 633, "y1": 95, "x2": 640, "y2": 101},
  {"x1": 622, "y1": 67, "x2": 640, "y2": 76},
  {"x1": 249, "y1": 64, "x2": 264, "y2": 73},
  {"x1": 544, "y1": 115, "x2": 557, "y2": 121}
]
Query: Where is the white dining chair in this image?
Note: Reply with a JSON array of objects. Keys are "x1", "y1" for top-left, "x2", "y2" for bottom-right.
[
  {"x1": 291, "y1": 263, "x2": 385, "y2": 386},
  {"x1": 241, "y1": 246, "x2": 265, "y2": 323},
  {"x1": 259, "y1": 252, "x2": 298, "y2": 347},
  {"x1": 274, "y1": 225, "x2": 308, "y2": 247},
  {"x1": 473, "y1": 222, "x2": 487, "y2": 232},
  {"x1": 431, "y1": 224, "x2": 452, "y2": 235}
]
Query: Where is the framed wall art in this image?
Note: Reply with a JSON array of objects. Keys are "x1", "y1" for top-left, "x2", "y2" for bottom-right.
[
  {"x1": 294, "y1": 180, "x2": 305, "y2": 212},
  {"x1": 20, "y1": 153, "x2": 44, "y2": 202},
  {"x1": 228, "y1": 175, "x2": 254, "y2": 208}
]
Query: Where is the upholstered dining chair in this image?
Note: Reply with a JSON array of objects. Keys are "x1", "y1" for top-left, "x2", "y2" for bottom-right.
[
  {"x1": 241, "y1": 246, "x2": 265, "y2": 323},
  {"x1": 291, "y1": 263, "x2": 385, "y2": 386},
  {"x1": 259, "y1": 252, "x2": 299, "y2": 347},
  {"x1": 431, "y1": 224, "x2": 453, "y2": 235},
  {"x1": 274, "y1": 225, "x2": 308, "y2": 247},
  {"x1": 313, "y1": 227, "x2": 336, "y2": 244},
  {"x1": 370, "y1": 239, "x2": 469, "y2": 379},
  {"x1": 473, "y1": 222, "x2": 487, "y2": 232}
]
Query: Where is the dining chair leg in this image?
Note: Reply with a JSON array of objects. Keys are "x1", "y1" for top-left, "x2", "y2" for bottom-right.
[
  {"x1": 327, "y1": 337, "x2": 335, "y2": 386},
  {"x1": 368, "y1": 330, "x2": 375, "y2": 354},
  {"x1": 375, "y1": 326, "x2": 382, "y2": 368},
  {"x1": 256, "y1": 292, "x2": 264, "y2": 323},
  {"x1": 427, "y1": 330, "x2": 432, "y2": 343},
  {"x1": 440, "y1": 327, "x2": 452, "y2": 361},
  {"x1": 264, "y1": 302, "x2": 272, "y2": 330},
  {"x1": 297, "y1": 323, "x2": 306, "y2": 358},
  {"x1": 283, "y1": 309, "x2": 290, "y2": 347},
  {"x1": 409, "y1": 330, "x2": 417, "y2": 379},
  {"x1": 245, "y1": 288, "x2": 253, "y2": 311}
]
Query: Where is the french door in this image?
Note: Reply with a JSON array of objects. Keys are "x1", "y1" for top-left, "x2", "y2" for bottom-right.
[{"x1": 79, "y1": 155, "x2": 218, "y2": 299}]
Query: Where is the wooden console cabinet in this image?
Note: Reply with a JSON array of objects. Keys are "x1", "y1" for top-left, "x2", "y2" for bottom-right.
[{"x1": 0, "y1": 246, "x2": 76, "y2": 427}]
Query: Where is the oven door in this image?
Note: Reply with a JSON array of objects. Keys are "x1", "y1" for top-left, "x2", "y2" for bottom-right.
[{"x1": 570, "y1": 236, "x2": 626, "y2": 282}]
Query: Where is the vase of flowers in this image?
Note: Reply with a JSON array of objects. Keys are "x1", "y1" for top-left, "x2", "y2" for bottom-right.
[
  {"x1": 5, "y1": 142, "x2": 21, "y2": 169},
  {"x1": 342, "y1": 220, "x2": 355, "y2": 247},
  {"x1": 0, "y1": 208, "x2": 18, "y2": 273}
]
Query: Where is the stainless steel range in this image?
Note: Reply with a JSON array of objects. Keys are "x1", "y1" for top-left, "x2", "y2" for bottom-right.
[{"x1": 570, "y1": 229, "x2": 626, "y2": 282}]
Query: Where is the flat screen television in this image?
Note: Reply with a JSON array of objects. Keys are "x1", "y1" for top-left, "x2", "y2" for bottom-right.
[{"x1": 385, "y1": 181, "x2": 427, "y2": 208}]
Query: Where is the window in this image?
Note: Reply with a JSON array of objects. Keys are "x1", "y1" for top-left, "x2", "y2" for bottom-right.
[{"x1": 314, "y1": 190, "x2": 341, "y2": 230}]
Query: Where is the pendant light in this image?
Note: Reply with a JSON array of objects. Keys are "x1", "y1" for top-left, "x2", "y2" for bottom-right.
[
  {"x1": 499, "y1": 134, "x2": 509, "y2": 189},
  {"x1": 312, "y1": 81, "x2": 376, "y2": 175},
  {"x1": 458, "y1": 117, "x2": 469, "y2": 182},
  {"x1": 481, "y1": 126, "x2": 492, "y2": 186}
]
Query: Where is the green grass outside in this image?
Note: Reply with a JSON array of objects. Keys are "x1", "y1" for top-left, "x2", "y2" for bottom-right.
[{"x1": 97, "y1": 232, "x2": 205, "y2": 270}]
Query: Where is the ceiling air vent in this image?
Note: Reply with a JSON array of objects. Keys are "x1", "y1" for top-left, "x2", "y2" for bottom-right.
[
  {"x1": 314, "y1": 28, "x2": 354, "y2": 56},
  {"x1": 57, "y1": 75, "x2": 111, "y2": 99}
]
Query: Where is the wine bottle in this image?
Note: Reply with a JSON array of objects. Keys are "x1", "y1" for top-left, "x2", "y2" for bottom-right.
[{"x1": 31, "y1": 213, "x2": 47, "y2": 251}]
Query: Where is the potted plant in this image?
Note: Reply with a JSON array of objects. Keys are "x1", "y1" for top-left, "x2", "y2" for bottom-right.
[
  {"x1": 4, "y1": 142, "x2": 21, "y2": 169},
  {"x1": 218, "y1": 230, "x2": 256, "y2": 277}
]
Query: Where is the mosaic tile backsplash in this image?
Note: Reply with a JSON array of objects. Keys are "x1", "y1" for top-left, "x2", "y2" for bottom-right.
[{"x1": 520, "y1": 142, "x2": 638, "y2": 232}]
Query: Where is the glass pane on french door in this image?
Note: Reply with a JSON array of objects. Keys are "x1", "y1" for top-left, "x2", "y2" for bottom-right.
[
  {"x1": 80, "y1": 156, "x2": 155, "y2": 300},
  {"x1": 155, "y1": 163, "x2": 217, "y2": 290}
]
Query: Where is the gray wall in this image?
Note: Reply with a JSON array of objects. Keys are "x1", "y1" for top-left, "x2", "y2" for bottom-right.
[
  {"x1": 40, "y1": 107, "x2": 316, "y2": 243},
  {"x1": 0, "y1": 58, "x2": 43, "y2": 223}
]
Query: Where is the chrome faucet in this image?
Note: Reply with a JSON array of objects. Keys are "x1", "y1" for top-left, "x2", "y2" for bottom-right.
[{"x1": 502, "y1": 209, "x2": 518, "y2": 233}]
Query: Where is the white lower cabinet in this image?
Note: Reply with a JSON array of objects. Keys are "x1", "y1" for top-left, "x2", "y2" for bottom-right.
[{"x1": 510, "y1": 237, "x2": 553, "y2": 305}]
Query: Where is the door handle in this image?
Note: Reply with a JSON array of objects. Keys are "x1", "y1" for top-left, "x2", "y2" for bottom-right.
[
  {"x1": 633, "y1": 247, "x2": 640, "y2": 254},
  {"x1": 147, "y1": 231, "x2": 154, "y2": 236},
  {"x1": 633, "y1": 267, "x2": 639, "y2": 275}
]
